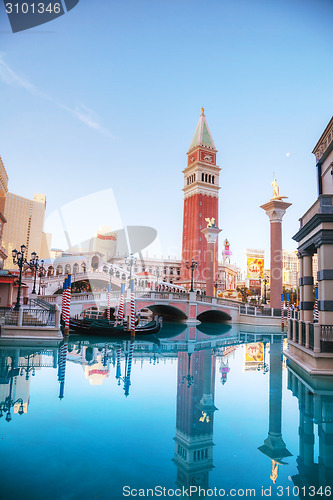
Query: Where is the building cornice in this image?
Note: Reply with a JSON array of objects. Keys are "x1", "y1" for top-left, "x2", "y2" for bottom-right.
[
  {"x1": 293, "y1": 213, "x2": 333, "y2": 242},
  {"x1": 312, "y1": 116, "x2": 333, "y2": 162}
]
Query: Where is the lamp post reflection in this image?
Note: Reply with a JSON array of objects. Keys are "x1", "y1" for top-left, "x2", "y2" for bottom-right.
[{"x1": 0, "y1": 375, "x2": 24, "y2": 422}]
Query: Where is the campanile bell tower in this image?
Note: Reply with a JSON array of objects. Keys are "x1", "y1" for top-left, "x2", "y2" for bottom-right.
[{"x1": 181, "y1": 109, "x2": 220, "y2": 288}]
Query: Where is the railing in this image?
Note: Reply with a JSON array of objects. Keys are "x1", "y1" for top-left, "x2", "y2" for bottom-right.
[
  {"x1": 295, "y1": 322, "x2": 299, "y2": 343},
  {"x1": 321, "y1": 325, "x2": 333, "y2": 352},
  {"x1": 29, "y1": 297, "x2": 56, "y2": 312},
  {"x1": 22, "y1": 309, "x2": 55, "y2": 326},
  {"x1": 0, "y1": 308, "x2": 55, "y2": 327},
  {"x1": 301, "y1": 322, "x2": 306, "y2": 346},
  {"x1": 309, "y1": 323, "x2": 314, "y2": 350}
]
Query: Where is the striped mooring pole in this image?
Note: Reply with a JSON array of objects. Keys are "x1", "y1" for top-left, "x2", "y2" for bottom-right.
[
  {"x1": 286, "y1": 292, "x2": 290, "y2": 320},
  {"x1": 64, "y1": 274, "x2": 72, "y2": 335},
  {"x1": 107, "y1": 283, "x2": 111, "y2": 321},
  {"x1": 314, "y1": 287, "x2": 319, "y2": 322},
  {"x1": 130, "y1": 279, "x2": 135, "y2": 336},
  {"x1": 116, "y1": 346, "x2": 121, "y2": 384},
  {"x1": 118, "y1": 282, "x2": 125, "y2": 324},
  {"x1": 124, "y1": 340, "x2": 134, "y2": 397},
  {"x1": 61, "y1": 278, "x2": 67, "y2": 323},
  {"x1": 281, "y1": 293, "x2": 284, "y2": 330},
  {"x1": 58, "y1": 340, "x2": 68, "y2": 399}
]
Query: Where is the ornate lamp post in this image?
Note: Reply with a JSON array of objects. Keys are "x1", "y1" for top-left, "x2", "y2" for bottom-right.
[
  {"x1": 38, "y1": 263, "x2": 46, "y2": 295},
  {"x1": 186, "y1": 259, "x2": 198, "y2": 292},
  {"x1": 12, "y1": 244, "x2": 27, "y2": 311},
  {"x1": 125, "y1": 253, "x2": 137, "y2": 282},
  {"x1": 262, "y1": 275, "x2": 269, "y2": 305},
  {"x1": 182, "y1": 352, "x2": 194, "y2": 388},
  {"x1": 29, "y1": 252, "x2": 44, "y2": 294},
  {"x1": 0, "y1": 376, "x2": 24, "y2": 422}
]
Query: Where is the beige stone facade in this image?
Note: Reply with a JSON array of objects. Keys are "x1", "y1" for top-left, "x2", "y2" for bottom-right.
[
  {"x1": 0, "y1": 156, "x2": 8, "y2": 268},
  {"x1": 2, "y1": 192, "x2": 46, "y2": 268}
]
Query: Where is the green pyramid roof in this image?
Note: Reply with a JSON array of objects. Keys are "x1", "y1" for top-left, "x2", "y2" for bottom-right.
[{"x1": 189, "y1": 108, "x2": 216, "y2": 151}]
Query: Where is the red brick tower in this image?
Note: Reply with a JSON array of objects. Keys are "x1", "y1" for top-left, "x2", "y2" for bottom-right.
[{"x1": 181, "y1": 108, "x2": 220, "y2": 289}]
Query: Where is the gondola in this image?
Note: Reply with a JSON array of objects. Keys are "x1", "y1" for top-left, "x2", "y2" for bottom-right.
[{"x1": 65, "y1": 317, "x2": 161, "y2": 336}]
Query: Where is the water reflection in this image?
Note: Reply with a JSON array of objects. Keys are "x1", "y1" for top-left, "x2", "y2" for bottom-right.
[
  {"x1": 0, "y1": 344, "x2": 58, "y2": 421},
  {"x1": 0, "y1": 324, "x2": 332, "y2": 497},
  {"x1": 288, "y1": 361, "x2": 333, "y2": 493},
  {"x1": 258, "y1": 337, "x2": 292, "y2": 483},
  {"x1": 174, "y1": 348, "x2": 216, "y2": 490}
]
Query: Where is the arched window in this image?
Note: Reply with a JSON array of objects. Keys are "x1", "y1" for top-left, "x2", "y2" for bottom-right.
[
  {"x1": 205, "y1": 173, "x2": 208, "y2": 182},
  {"x1": 116, "y1": 271, "x2": 120, "y2": 278},
  {"x1": 81, "y1": 262, "x2": 86, "y2": 273},
  {"x1": 65, "y1": 264, "x2": 71, "y2": 275},
  {"x1": 47, "y1": 266, "x2": 54, "y2": 277},
  {"x1": 91, "y1": 255, "x2": 99, "y2": 271},
  {"x1": 202, "y1": 172, "x2": 204, "y2": 181},
  {"x1": 121, "y1": 273, "x2": 126, "y2": 280},
  {"x1": 73, "y1": 263, "x2": 79, "y2": 274},
  {"x1": 102, "y1": 265, "x2": 109, "y2": 273},
  {"x1": 212, "y1": 175, "x2": 215, "y2": 184},
  {"x1": 56, "y1": 265, "x2": 63, "y2": 276},
  {"x1": 209, "y1": 174, "x2": 211, "y2": 183}
]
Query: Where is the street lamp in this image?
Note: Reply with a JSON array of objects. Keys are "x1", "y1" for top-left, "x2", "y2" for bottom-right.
[
  {"x1": 182, "y1": 352, "x2": 194, "y2": 388},
  {"x1": 186, "y1": 259, "x2": 198, "y2": 292},
  {"x1": 0, "y1": 376, "x2": 24, "y2": 422},
  {"x1": 12, "y1": 244, "x2": 27, "y2": 311},
  {"x1": 262, "y1": 275, "x2": 269, "y2": 305},
  {"x1": 214, "y1": 280, "x2": 221, "y2": 298},
  {"x1": 38, "y1": 263, "x2": 46, "y2": 295},
  {"x1": 29, "y1": 252, "x2": 44, "y2": 295},
  {"x1": 125, "y1": 253, "x2": 137, "y2": 282}
]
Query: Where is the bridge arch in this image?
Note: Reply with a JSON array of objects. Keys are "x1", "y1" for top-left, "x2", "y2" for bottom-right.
[
  {"x1": 197, "y1": 310, "x2": 231, "y2": 323},
  {"x1": 139, "y1": 304, "x2": 188, "y2": 322}
]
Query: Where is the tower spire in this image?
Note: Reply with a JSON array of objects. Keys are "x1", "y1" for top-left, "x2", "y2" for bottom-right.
[{"x1": 189, "y1": 108, "x2": 216, "y2": 152}]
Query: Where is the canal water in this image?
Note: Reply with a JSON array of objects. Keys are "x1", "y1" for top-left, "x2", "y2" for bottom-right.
[{"x1": 0, "y1": 323, "x2": 332, "y2": 500}]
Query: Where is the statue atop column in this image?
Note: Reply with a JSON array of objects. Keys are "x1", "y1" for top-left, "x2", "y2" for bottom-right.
[{"x1": 271, "y1": 178, "x2": 288, "y2": 200}]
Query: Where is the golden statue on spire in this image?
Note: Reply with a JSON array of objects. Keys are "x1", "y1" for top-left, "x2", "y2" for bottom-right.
[{"x1": 201, "y1": 107, "x2": 205, "y2": 115}]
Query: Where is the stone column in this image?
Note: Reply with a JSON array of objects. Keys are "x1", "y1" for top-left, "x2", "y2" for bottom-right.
[
  {"x1": 317, "y1": 244, "x2": 333, "y2": 325},
  {"x1": 298, "y1": 255, "x2": 304, "y2": 321},
  {"x1": 258, "y1": 337, "x2": 292, "y2": 469},
  {"x1": 302, "y1": 252, "x2": 314, "y2": 323},
  {"x1": 201, "y1": 226, "x2": 222, "y2": 297},
  {"x1": 260, "y1": 200, "x2": 292, "y2": 309}
]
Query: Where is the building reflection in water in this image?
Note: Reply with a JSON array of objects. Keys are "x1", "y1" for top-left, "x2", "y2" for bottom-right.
[
  {"x1": 173, "y1": 343, "x2": 217, "y2": 490},
  {"x1": 0, "y1": 344, "x2": 58, "y2": 422},
  {"x1": 258, "y1": 336, "x2": 292, "y2": 483},
  {"x1": 288, "y1": 362, "x2": 333, "y2": 493}
]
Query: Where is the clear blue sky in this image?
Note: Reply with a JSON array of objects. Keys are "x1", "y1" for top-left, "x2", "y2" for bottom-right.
[{"x1": 1, "y1": 0, "x2": 332, "y2": 270}]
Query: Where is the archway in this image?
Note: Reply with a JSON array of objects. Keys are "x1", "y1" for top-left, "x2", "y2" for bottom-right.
[
  {"x1": 196, "y1": 310, "x2": 231, "y2": 323},
  {"x1": 145, "y1": 304, "x2": 187, "y2": 322}
]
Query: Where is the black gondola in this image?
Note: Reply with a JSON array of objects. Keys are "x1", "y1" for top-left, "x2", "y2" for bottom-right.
[{"x1": 66, "y1": 317, "x2": 161, "y2": 336}]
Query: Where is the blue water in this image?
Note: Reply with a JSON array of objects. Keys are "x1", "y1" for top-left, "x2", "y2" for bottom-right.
[{"x1": 0, "y1": 323, "x2": 332, "y2": 499}]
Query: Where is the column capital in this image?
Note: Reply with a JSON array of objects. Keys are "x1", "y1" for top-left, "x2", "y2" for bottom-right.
[
  {"x1": 201, "y1": 226, "x2": 222, "y2": 244},
  {"x1": 260, "y1": 200, "x2": 292, "y2": 223}
]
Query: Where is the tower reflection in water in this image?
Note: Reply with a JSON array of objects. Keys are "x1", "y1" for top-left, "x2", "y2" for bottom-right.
[
  {"x1": 173, "y1": 345, "x2": 217, "y2": 490},
  {"x1": 288, "y1": 361, "x2": 333, "y2": 493}
]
